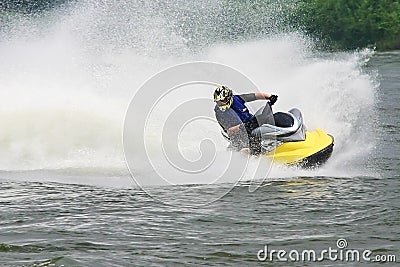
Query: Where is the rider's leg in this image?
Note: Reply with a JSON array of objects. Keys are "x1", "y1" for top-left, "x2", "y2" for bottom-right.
[{"x1": 253, "y1": 102, "x2": 275, "y2": 126}]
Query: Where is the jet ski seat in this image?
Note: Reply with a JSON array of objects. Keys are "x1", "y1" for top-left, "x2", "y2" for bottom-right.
[
  {"x1": 251, "y1": 105, "x2": 305, "y2": 142},
  {"x1": 273, "y1": 112, "x2": 294, "y2": 128}
]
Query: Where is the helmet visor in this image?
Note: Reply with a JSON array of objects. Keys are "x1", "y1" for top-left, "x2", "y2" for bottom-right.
[
  {"x1": 215, "y1": 98, "x2": 230, "y2": 106},
  {"x1": 216, "y1": 98, "x2": 232, "y2": 110}
]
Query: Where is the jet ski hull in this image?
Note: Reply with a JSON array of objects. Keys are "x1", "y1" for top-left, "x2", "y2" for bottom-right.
[{"x1": 265, "y1": 128, "x2": 334, "y2": 168}]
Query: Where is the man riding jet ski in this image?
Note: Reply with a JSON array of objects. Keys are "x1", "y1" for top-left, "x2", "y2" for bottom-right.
[
  {"x1": 213, "y1": 85, "x2": 334, "y2": 168},
  {"x1": 213, "y1": 85, "x2": 278, "y2": 154}
]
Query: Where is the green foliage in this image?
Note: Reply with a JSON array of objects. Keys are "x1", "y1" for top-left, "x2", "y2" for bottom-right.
[
  {"x1": 1, "y1": 0, "x2": 399, "y2": 50},
  {"x1": 0, "y1": 0, "x2": 68, "y2": 14},
  {"x1": 296, "y1": 0, "x2": 400, "y2": 50}
]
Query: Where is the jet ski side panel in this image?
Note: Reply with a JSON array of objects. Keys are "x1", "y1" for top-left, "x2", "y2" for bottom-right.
[
  {"x1": 298, "y1": 141, "x2": 334, "y2": 168},
  {"x1": 265, "y1": 128, "x2": 334, "y2": 167}
]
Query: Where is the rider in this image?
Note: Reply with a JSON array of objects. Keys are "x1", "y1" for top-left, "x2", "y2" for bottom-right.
[{"x1": 213, "y1": 85, "x2": 278, "y2": 154}]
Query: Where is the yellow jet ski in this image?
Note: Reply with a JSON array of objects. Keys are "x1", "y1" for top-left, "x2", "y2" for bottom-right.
[
  {"x1": 222, "y1": 103, "x2": 334, "y2": 168},
  {"x1": 251, "y1": 105, "x2": 334, "y2": 168}
]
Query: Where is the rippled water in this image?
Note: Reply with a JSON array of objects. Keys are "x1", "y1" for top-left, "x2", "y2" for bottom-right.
[
  {"x1": 0, "y1": 53, "x2": 399, "y2": 266},
  {"x1": 0, "y1": 176, "x2": 398, "y2": 266}
]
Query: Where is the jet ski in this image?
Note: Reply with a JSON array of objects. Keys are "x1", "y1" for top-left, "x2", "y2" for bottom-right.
[{"x1": 222, "y1": 104, "x2": 334, "y2": 168}]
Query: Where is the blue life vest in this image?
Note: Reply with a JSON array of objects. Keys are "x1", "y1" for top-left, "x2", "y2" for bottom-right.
[
  {"x1": 230, "y1": 95, "x2": 253, "y2": 123},
  {"x1": 214, "y1": 95, "x2": 253, "y2": 130}
]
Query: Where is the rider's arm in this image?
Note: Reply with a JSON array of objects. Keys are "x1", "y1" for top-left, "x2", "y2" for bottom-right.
[
  {"x1": 255, "y1": 92, "x2": 271, "y2": 100},
  {"x1": 238, "y1": 93, "x2": 272, "y2": 102}
]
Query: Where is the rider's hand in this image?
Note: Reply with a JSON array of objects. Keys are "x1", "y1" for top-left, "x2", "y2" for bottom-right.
[
  {"x1": 269, "y1": 94, "x2": 278, "y2": 106},
  {"x1": 240, "y1": 148, "x2": 250, "y2": 154},
  {"x1": 227, "y1": 125, "x2": 240, "y2": 135}
]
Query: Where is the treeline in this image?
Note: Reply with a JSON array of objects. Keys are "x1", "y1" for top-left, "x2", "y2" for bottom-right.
[
  {"x1": 295, "y1": 0, "x2": 400, "y2": 50},
  {"x1": 0, "y1": 0, "x2": 68, "y2": 14},
  {"x1": 1, "y1": 0, "x2": 399, "y2": 50}
]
